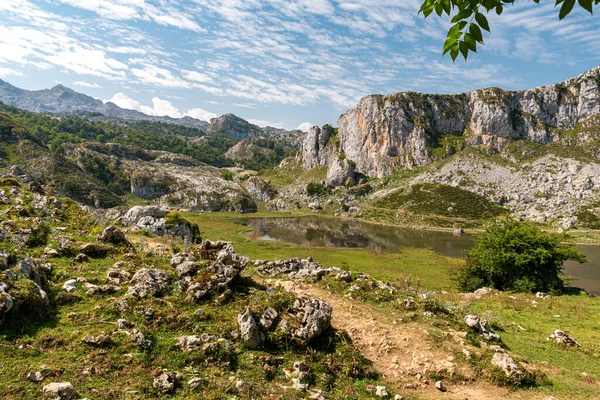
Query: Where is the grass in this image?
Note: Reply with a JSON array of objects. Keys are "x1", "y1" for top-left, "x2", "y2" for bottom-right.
[{"x1": 184, "y1": 212, "x2": 463, "y2": 290}]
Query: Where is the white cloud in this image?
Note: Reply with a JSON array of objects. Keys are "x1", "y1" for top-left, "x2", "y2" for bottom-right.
[
  {"x1": 73, "y1": 80, "x2": 102, "y2": 88},
  {"x1": 181, "y1": 70, "x2": 214, "y2": 83},
  {"x1": 105, "y1": 92, "x2": 142, "y2": 110},
  {"x1": 297, "y1": 122, "x2": 313, "y2": 131},
  {"x1": 185, "y1": 108, "x2": 218, "y2": 121},
  {"x1": 0, "y1": 67, "x2": 24, "y2": 78},
  {"x1": 104, "y1": 92, "x2": 216, "y2": 121},
  {"x1": 248, "y1": 119, "x2": 286, "y2": 129}
]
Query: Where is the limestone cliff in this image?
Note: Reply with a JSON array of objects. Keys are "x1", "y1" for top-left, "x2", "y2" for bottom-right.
[{"x1": 303, "y1": 65, "x2": 600, "y2": 178}]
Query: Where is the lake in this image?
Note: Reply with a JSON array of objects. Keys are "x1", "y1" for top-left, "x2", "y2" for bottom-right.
[{"x1": 246, "y1": 217, "x2": 600, "y2": 295}]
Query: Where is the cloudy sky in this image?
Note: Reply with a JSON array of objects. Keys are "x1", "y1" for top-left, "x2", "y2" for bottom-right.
[{"x1": 1, "y1": 0, "x2": 599, "y2": 130}]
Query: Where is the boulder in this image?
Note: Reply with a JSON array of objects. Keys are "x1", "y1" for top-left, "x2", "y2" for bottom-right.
[
  {"x1": 491, "y1": 352, "x2": 525, "y2": 380},
  {"x1": 27, "y1": 371, "x2": 44, "y2": 383},
  {"x1": 62, "y1": 279, "x2": 77, "y2": 293},
  {"x1": 0, "y1": 282, "x2": 13, "y2": 314},
  {"x1": 238, "y1": 308, "x2": 264, "y2": 349},
  {"x1": 98, "y1": 226, "x2": 128, "y2": 245},
  {"x1": 82, "y1": 333, "x2": 112, "y2": 347},
  {"x1": 465, "y1": 315, "x2": 501, "y2": 341},
  {"x1": 326, "y1": 158, "x2": 355, "y2": 187},
  {"x1": 290, "y1": 297, "x2": 332, "y2": 342},
  {"x1": 548, "y1": 330, "x2": 580, "y2": 346},
  {"x1": 77, "y1": 243, "x2": 109, "y2": 257},
  {"x1": 125, "y1": 269, "x2": 172, "y2": 298},
  {"x1": 42, "y1": 382, "x2": 75, "y2": 400},
  {"x1": 259, "y1": 307, "x2": 278, "y2": 330},
  {"x1": 121, "y1": 205, "x2": 170, "y2": 226},
  {"x1": 153, "y1": 372, "x2": 181, "y2": 394}
]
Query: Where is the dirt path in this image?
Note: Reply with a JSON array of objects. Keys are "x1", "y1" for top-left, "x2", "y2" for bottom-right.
[{"x1": 268, "y1": 279, "x2": 546, "y2": 400}]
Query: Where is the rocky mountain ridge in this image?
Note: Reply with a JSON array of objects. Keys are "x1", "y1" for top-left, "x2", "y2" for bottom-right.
[
  {"x1": 303, "y1": 65, "x2": 600, "y2": 178},
  {"x1": 0, "y1": 79, "x2": 306, "y2": 140}
]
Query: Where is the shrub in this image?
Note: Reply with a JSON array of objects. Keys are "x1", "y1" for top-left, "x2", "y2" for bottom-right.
[
  {"x1": 221, "y1": 169, "x2": 234, "y2": 181},
  {"x1": 306, "y1": 182, "x2": 330, "y2": 197},
  {"x1": 457, "y1": 218, "x2": 586, "y2": 293}
]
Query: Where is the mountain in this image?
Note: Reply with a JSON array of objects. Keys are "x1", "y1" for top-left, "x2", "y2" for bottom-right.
[
  {"x1": 302, "y1": 65, "x2": 600, "y2": 178},
  {"x1": 0, "y1": 80, "x2": 306, "y2": 139},
  {"x1": 0, "y1": 79, "x2": 210, "y2": 129},
  {"x1": 290, "y1": 65, "x2": 600, "y2": 229}
]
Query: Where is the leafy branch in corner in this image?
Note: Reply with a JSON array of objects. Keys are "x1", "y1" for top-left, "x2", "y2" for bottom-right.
[{"x1": 419, "y1": 0, "x2": 600, "y2": 61}]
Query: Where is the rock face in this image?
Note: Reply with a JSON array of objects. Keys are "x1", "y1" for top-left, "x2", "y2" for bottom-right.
[
  {"x1": 326, "y1": 158, "x2": 356, "y2": 187},
  {"x1": 302, "y1": 125, "x2": 337, "y2": 169},
  {"x1": 208, "y1": 113, "x2": 263, "y2": 139},
  {"x1": 309, "y1": 66, "x2": 600, "y2": 178},
  {"x1": 244, "y1": 176, "x2": 277, "y2": 202}
]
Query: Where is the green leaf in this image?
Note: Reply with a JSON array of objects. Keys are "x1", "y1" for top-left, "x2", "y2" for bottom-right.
[
  {"x1": 464, "y1": 33, "x2": 478, "y2": 52},
  {"x1": 496, "y1": 4, "x2": 503, "y2": 14},
  {"x1": 459, "y1": 40, "x2": 469, "y2": 60},
  {"x1": 450, "y1": 46, "x2": 460, "y2": 62},
  {"x1": 475, "y1": 12, "x2": 490, "y2": 31},
  {"x1": 559, "y1": 0, "x2": 576, "y2": 19},
  {"x1": 469, "y1": 23, "x2": 484, "y2": 43},
  {"x1": 442, "y1": 0, "x2": 451, "y2": 15},
  {"x1": 578, "y1": 0, "x2": 593, "y2": 13}
]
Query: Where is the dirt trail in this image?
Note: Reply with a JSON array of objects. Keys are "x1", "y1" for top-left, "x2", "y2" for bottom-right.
[{"x1": 268, "y1": 279, "x2": 546, "y2": 400}]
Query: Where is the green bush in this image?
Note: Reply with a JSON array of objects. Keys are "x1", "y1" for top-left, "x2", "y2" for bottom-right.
[
  {"x1": 306, "y1": 182, "x2": 330, "y2": 197},
  {"x1": 221, "y1": 169, "x2": 234, "y2": 181},
  {"x1": 457, "y1": 218, "x2": 586, "y2": 293}
]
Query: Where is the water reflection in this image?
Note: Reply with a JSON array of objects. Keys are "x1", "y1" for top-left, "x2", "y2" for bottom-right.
[{"x1": 246, "y1": 217, "x2": 600, "y2": 295}]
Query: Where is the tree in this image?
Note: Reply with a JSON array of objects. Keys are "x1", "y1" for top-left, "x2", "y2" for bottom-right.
[
  {"x1": 419, "y1": 0, "x2": 600, "y2": 61},
  {"x1": 456, "y1": 217, "x2": 586, "y2": 293}
]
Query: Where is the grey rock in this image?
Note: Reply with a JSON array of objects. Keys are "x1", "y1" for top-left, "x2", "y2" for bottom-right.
[
  {"x1": 98, "y1": 226, "x2": 128, "y2": 245},
  {"x1": 188, "y1": 377, "x2": 204, "y2": 390},
  {"x1": 82, "y1": 333, "x2": 112, "y2": 347},
  {"x1": 42, "y1": 382, "x2": 75, "y2": 400},
  {"x1": 106, "y1": 267, "x2": 131, "y2": 285},
  {"x1": 375, "y1": 385, "x2": 389, "y2": 397},
  {"x1": 0, "y1": 282, "x2": 13, "y2": 314},
  {"x1": 27, "y1": 371, "x2": 44, "y2": 383},
  {"x1": 153, "y1": 372, "x2": 181, "y2": 394},
  {"x1": 117, "y1": 319, "x2": 134, "y2": 329},
  {"x1": 238, "y1": 308, "x2": 264, "y2": 349},
  {"x1": 326, "y1": 158, "x2": 355, "y2": 187},
  {"x1": 491, "y1": 352, "x2": 525, "y2": 380},
  {"x1": 548, "y1": 330, "x2": 581, "y2": 346},
  {"x1": 130, "y1": 329, "x2": 152, "y2": 348},
  {"x1": 259, "y1": 307, "x2": 278, "y2": 330},
  {"x1": 290, "y1": 297, "x2": 332, "y2": 342},
  {"x1": 465, "y1": 315, "x2": 501, "y2": 341},
  {"x1": 125, "y1": 269, "x2": 171, "y2": 298},
  {"x1": 63, "y1": 279, "x2": 77, "y2": 293}
]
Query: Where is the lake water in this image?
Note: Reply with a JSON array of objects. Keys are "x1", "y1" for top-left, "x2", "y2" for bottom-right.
[{"x1": 246, "y1": 217, "x2": 600, "y2": 295}]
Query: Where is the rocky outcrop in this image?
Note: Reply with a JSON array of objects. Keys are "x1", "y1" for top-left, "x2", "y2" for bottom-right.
[
  {"x1": 244, "y1": 176, "x2": 277, "y2": 202},
  {"x1": 120, "y1": 206, "x2": 200, "y2": 241},
  {"x1": 301, "y1": 125, "x2": 337, "y2": 169},
  {"x1": 302, "y1": 65, "x2": 600, "y2": 178},
  {"x1": 62, "y1": 142, "x2": 257, "y2": 213},
  {"x1": 225, "y1": 139, "x2": 276, "y2": 162},
  {"x1": 326, "y1": 158, "x2": 356, "y2": 187}
]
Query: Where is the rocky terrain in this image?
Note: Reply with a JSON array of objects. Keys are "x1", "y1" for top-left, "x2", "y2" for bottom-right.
[{"x1": 290, "y1": 65, "x2": 600, "y2": 228}]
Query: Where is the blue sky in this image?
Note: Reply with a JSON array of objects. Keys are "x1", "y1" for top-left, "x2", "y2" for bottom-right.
[{"x1": 0, "y1": 1, "x2": 599, "y2": 131}]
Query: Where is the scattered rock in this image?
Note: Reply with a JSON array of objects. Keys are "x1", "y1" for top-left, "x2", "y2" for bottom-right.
[
  {"x1": 491, "y1": 352, "x2": 525, "y2": 380},
  {"x1": 42, "y1": 382, "x2": 75, "y2": 400},
  {"x1": 259, "y1": 307, "x2": 278, "y2": 330},
  {"x1": 536, "y1": 292, "x2": 552, "y2": 300},
  {"x1": 117, "y1": 319, "x2": 134, "y2": 329},
  {"x1": 435, "y1": 380, "x2": 446, "y2": 392},
  {"x1": 73, "y1": 253, "x2": 88, "y2": 263},
  {"x1": 548, "y1": 330, "x2": 581, "y2": 346},
  {"x1": 238, "y1": 308, "x2": 264, "y2": 349},
  {"x1": 375, "y1": 385, "x2": 389, "y2": 397},
  {"x1": 62, "y1": 279, "x2": 77, "y2": 293},
  {"x1": 465, "y1": 315, "x2": 501, "y2": 341},
  {"x1": 188, "y1": 377, "x2": 203, "y2": 390},
  {"x1": 82, "y1": 333, "x2": 112, "y2": 347},
  {"x1": 153, "y1": 372, "x2": 181, "y2": 394},
  {"x1": 27, "y1": 371, "x2": 44, "y2": 383},
  {"x1": 130, "y1": 329, "x2": 152, "y2": 348},
  {"x1": 453, "y1": 228, "x2": 464, "y2": 237},
  {"x1": 0, "y1": 282, "x2": 13, "y2": 314},
  {"x1": 256, "y1": 257, "x2": 345, "y2": 281},
  {"x1": 290, "y1": 297, "x2": 332, "y2": 342},
  {"x1": 106, "y1": 266, "x2": 131, "y2": 285},
  {"x1": 77, "y1": 243, "x2": 109, "y2": 257},
  {"x1": 125, "y1": 269, "x2": 172, "y2": 298},
  {"x1": 98, "y1": 226, "x2": 128, "y2": 245}
]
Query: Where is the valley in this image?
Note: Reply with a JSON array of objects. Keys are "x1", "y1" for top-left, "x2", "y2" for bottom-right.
[{"x1": 2, "y1": 65, "x2": 600, "y2": 400}]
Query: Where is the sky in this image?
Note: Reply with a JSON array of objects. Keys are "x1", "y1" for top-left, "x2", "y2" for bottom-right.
[{"x1": 0, "y1": 1, "x2": 599, "y2": 131}]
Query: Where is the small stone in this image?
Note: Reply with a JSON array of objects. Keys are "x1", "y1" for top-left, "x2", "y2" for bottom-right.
[
  {"x1": 394, "y1": 396, "x2": 403, "y2": 400},
  {"x1": 153, "y1": 372, "x2": 181, "y2": 394},
  {"x1": 82, "y1": 333, "x2": 112, "y2": 347},
  {"x1": 435, "y1": 380, "x2": 446, "y2": 392},
  {"x1": 193, "y1": 308, "x2": 204, "y2": 317},
  {"x1": 375, "y1": 385, "x2": 389, "y2": 397},
  {"x1": 188, "y1": 377, "x2": 203, "y2": 390},
  {"x1": 42, "y1": 382, "x2": 75, "y2": 399},
  {"x1": 62, "y1": 279, "x2": 77, "y2": 293},
  {"x1": 28, "y1": 371, "x2": 44, "y2": 383},
  {"x1": 117, "y1": 319, "x2": 135, "y2": 329},
  {"x1": 235, "y1": 379, "x2": 245, "y2": 389}
]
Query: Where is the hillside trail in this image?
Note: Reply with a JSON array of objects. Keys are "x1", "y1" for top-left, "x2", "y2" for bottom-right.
[{"x1": 266, "y1": 279, "x2": 547, "y2": 400}]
